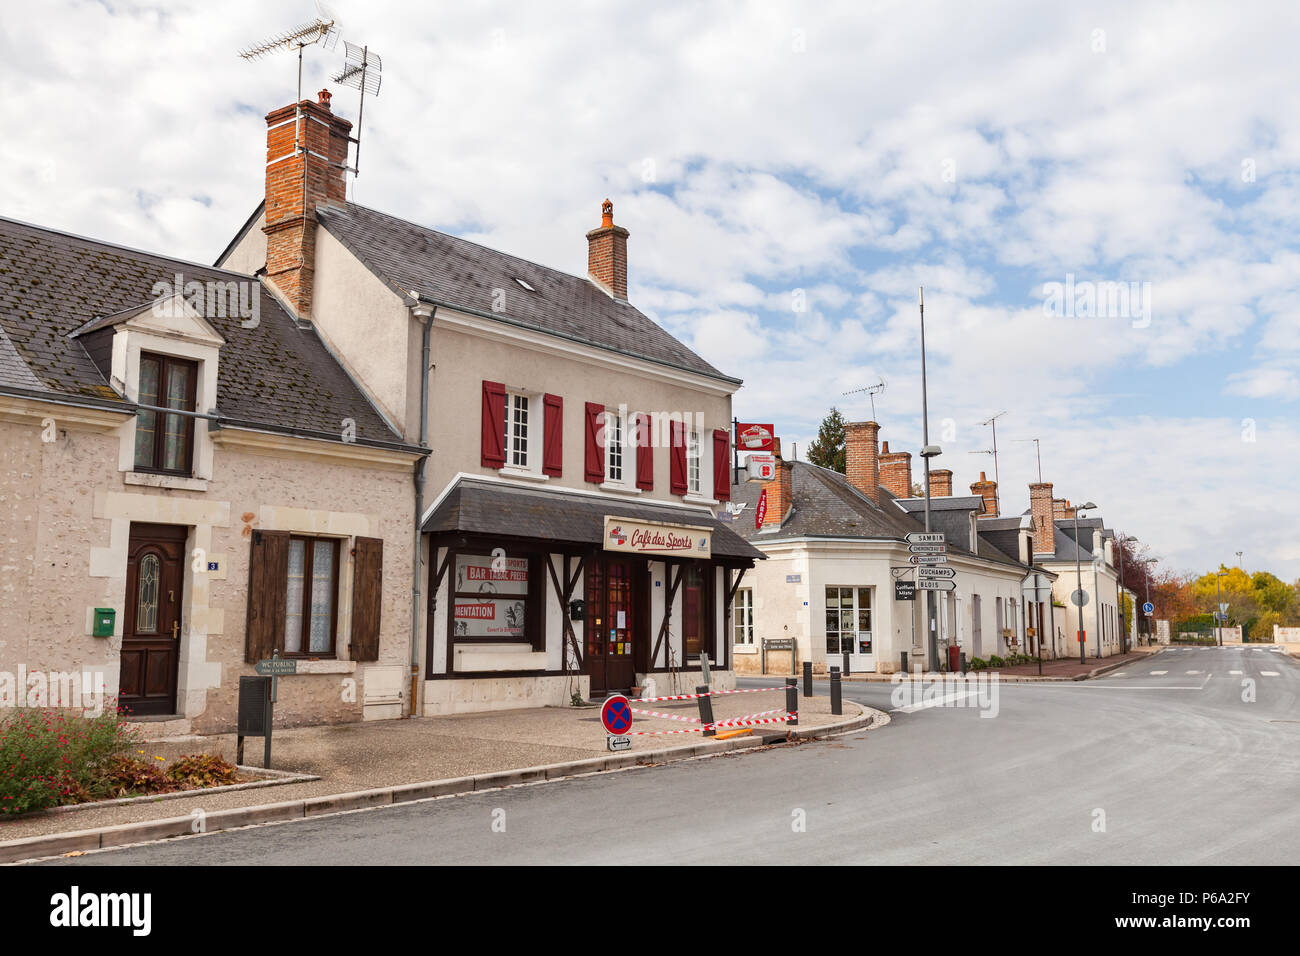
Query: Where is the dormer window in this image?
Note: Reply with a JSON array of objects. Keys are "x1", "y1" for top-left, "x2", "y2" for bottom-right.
[{"x1": 134, "y1": 352, "x2": 197, "y2": 475}]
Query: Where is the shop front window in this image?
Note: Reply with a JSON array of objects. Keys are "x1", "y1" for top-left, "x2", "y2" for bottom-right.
[
  {"x1": 452, "y1": 552, "x2": 535, "y2": 643},
  {"x1": 825, "y1": 586, "x2": 872, "y2": 655}
]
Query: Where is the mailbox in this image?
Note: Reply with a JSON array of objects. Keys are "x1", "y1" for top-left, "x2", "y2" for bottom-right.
[
  {"x1": 568, "y1": 599, "x2": 586, "y2": 622},
  {"x1": 92, "y1": 607, "x2": 116, "y2": 637}
]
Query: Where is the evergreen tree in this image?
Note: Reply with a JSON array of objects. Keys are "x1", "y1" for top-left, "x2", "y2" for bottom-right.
[{"x1": 807, "y1": 407, "x2": 848, "y2": 473}]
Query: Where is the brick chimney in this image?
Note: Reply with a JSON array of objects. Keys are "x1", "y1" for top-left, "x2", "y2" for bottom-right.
[
  {"x1": 586, "y1": 199, "x2": 630, "y2": 300},
  {"x1": 845, "y1": 421, "x2": 881, "y2": 504},
  {"x1": 762, "y1": 438, "x2": 793, "y2": 528},
  {"x1": 1052, "y1": 497, "x2": 1069, "y2": 522},
  {"x1": 1030, "y1": 482, "x2": 1055, "y2": 555},
  {"x1": 263, "y1": 90, "x2": 352, "y2": 318},
  {"x1": 879, "y1": 440, "x2": 913, "y2": 499},
  {"x1": 970, "y1": 471, "x2": 999, "y2": 517},
  {"x1": 931, "y1": 469, "x2": 953, "y2": 497}
]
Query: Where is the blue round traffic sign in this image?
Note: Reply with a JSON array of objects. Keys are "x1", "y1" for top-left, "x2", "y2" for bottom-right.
[
  {"x1": 1143, "y1": 602, "x2": 1154, "y2": 614},
  {"x1": 601, "y1": 694, "x2": 633, "y2": 735}
]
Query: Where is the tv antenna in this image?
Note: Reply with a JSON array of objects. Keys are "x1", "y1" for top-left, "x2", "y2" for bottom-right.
[
  {"x1": 238, "y1": 2, "x2": 340, "y2": 103},
  {"x1": 1011, "y1": 437, "x2": 1043, "y2": 483},
  {"x1": 331, "y1": 40, "x2": 384, "y2": 179},
  {"x1": 843, "y1": 379, "x2": 887, "y2": 420},
  {"x1": 977, "y1": 410, "x2": 1007, "y2": 487}
]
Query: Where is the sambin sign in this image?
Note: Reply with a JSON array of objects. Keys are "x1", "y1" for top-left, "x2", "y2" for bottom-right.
[{"x1": 736, "y1": 422, "x2": 775, "y2": 452}]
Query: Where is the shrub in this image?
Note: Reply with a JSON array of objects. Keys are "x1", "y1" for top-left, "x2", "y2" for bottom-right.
[
  {"x1": 988, "y1": 654, "x2": 1006, "y2": 668},
  {"x1": 0, "y1": 707, "x2": 142, "y2": 814},
  {"x1": 968, "y1": 657, "x2": 988, "y2": 671},
  {"x1": 100, "y1": 754, "x2": 178, "y2": 799},
  {"x1": 167, "y1": 753, "x2": 239, "y2": 789}
]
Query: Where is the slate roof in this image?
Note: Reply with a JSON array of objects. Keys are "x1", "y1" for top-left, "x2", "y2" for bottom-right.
[
  {"x1": 311, "y1": 202, "x2": 738, "y2": 384},
  {"x1": 423, "y1": 478, "x2": 764, "y2": 562},
  {"x1": 0, "y1": 216, "x2": 409, "y2": 448},
  {"x1": 729, "y1": 463, "x2": 1025, "y2": 570}
]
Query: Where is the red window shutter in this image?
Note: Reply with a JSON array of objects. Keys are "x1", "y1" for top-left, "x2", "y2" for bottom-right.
[
  {"x1": 635, "y1": 413, "x2": 654, "y2": 490},
  {"x1": 584, "y1": 402, "x2": 605, "y2": 483},
  {"x1": 481, "y1": 380, "x2": 506, "y2": 468},
  {"x1": 543, "y1": 394, "x2": 563, "y2": 476},
  {"x1": 670, "y1": 419, "x2": 687, "y2": 495},
  {"x1": 712, "y1": 428, "x2": 730, "y2": 501}
]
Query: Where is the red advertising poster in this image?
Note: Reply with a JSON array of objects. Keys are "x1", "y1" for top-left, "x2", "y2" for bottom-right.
[
  {"x1": 755, "y1": 488, "x2": 768, "y2": 529},
  {"x1": 736, "y1": 422, "x2": 775, "y2": 452}
]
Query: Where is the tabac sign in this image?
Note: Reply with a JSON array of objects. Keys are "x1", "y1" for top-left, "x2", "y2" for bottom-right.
[{"x1": 604, "y1": 516, "x2": 712, "y2": 559}]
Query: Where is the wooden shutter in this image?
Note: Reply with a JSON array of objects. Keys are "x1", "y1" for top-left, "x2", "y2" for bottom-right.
[
  {"x1": 245, "y1": 530, "x2": 289, "y2": 663},
  {"x1": 543, "y1": 393, "x2": 564, "y2": 476},
  {"x1": 635, "y1": 412, "x2": 654, "y2": 490},
  {"x1": 350, "y1": 536, "x2": 383, "y2": 662},
  {"x1": 481, "y1": 380, "x2": 506, "y2": 468},
  {"x1": 669, "y1": 418, "x2": 687, "y2": 495},
  {"x1": 584, "y1": 401, "x2": 605, "y2": 483},
  {"x1": 712, "y1": 428, "x2": 730, "y2": 501}
]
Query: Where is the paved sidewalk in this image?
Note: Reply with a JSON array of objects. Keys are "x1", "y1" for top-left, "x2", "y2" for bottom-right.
[
  {"x1": 0, "y1": 686, "x2": 858, "y2": 846},
  {"x1": 839, "y1": 646, "x2": 1159, "y2": 682}
]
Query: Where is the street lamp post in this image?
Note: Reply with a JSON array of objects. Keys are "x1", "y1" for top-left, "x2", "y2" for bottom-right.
[
  {"x1": 1215, "y1": 569, "x2": 1228, "y2": 646},
  {"x1": 1116, "y1": 533, "x2": 1133, "y2": 656},
  {"x1": 918, "y1": 287, "x2": 943, "y2": 672},
  {"x1": 1072, "y1": 503, "x2": 1098, "y2": 665},
  {"x1": 1142, "y1": 557, "x2": 1158, "y2": 644}
]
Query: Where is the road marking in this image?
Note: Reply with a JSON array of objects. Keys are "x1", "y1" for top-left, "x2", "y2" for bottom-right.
[
  {"x1": 1262, "y1": 671, "x2": 1280, "y2": 677},
  {"x1": 1185, "y1": 670, "x2": 1202, "y2": 674},
  {"x1": 1230, "y1": 670, "x2": 1242, "y2": 675},
  {"x1": 891, "y1": 689, "x2": 980, "y2": 713},
  {"x1": 1150, "y1": 670, "x2": 1167, "y2": 675}
]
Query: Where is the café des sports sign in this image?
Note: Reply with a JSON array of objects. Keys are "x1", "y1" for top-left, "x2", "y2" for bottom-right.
[{"x1": 603, "y1": 516, "x2": 712, "y2": 559}]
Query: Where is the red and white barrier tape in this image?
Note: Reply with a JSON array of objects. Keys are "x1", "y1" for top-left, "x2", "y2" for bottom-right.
[
  {"x1": 630, "y1": 685, "x2": 794, "y2": 703},
  {"x1": 628, "y1": 707, "x2": 701, "y2": 723},
  {"x1": 626, "y1": 710, "x2": 794, "y2": 735}
]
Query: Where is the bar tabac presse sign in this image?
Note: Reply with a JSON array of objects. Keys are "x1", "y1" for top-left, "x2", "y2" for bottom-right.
[{"x1": 604, "y1": 516, "x2": 712, "y2": 559}]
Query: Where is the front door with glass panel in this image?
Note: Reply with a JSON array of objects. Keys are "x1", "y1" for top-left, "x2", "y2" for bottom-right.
[
  {"x1": 586, "y1": 559, "x2": 637, "y2": 695},
  {"x1": 825, "y1": 585, "x2": 876, "y2": 672},
  {"x1": 120, "y1": 524, "x2": 186, "y2": 716}
]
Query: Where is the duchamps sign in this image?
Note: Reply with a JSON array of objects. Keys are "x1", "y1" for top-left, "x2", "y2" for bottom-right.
[{"x1": 603, "y1": 516, "x2": 712, "y2": 559}]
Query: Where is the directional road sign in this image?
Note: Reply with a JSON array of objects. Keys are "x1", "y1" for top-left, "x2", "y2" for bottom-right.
[
  {"x1": 908, "y1": 544, "x2": 947, "y2": 554},
  {"x1": 917, "y1": 579, "x2": 957, "y2": 592},
  {"x1": 918, "y1": 566, "x2": 956, "y2": 579},
  {"x1": 905, "y1": 533, "x2": 945, "y2": 544},
  {"x1": 908, "y1": 554, "x2": 948, "y2": 565}
]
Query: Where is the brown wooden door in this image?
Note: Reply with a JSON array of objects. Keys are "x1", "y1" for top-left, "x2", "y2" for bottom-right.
[
  {"x1": 586, "y1": 559, "x2": 637, "y2": 694},
  {"x1": 120, "y1": 524, "x2": 186, "y2": 716}
]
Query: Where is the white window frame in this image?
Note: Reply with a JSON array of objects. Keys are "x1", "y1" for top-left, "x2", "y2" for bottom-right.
[
  {"x1": 600, "y1": 405, "x2": 642, "y2": 494},
  {"x1": 687, "y1": 426, "x2": 702, "y2": 495},
  {"x1": 500, "y1": 390, "x2": 548, "y2": 481},
  {"x1": 733, "y1": 587, "x2": 755, "y2": 648}
]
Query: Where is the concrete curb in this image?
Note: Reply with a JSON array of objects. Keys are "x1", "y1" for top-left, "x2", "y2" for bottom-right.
[{"x1": 0, "y1": 704, "x2": 877, "y2": 864}]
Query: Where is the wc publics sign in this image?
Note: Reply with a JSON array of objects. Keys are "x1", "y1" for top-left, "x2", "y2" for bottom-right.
[{"x1": 604, "y1": 516, "x2": 712, "y2": 559}]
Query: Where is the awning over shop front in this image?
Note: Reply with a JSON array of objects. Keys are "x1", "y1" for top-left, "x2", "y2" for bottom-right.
[{"x1": 422, "y1": 478, "x2": 764, "y2": 563}]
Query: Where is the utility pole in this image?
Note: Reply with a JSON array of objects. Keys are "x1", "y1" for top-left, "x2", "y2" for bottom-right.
[{"x1": 919, "y1": 286, "x2": 939, "y2": 672}]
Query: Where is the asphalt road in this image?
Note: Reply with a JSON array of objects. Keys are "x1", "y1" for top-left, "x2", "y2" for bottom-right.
[{"x1": 38, "y1": 646, "x2": 1300, "y2": 865}]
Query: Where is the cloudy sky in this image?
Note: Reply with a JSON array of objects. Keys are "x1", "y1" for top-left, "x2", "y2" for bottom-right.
[{"x1": 2, "y1": 0, "x2": 1297, "y2": 580}]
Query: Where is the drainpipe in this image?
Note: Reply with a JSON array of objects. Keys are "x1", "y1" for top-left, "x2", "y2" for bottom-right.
[{"x1": 410, "y1": 302, "x2": 436, "y2": 716}]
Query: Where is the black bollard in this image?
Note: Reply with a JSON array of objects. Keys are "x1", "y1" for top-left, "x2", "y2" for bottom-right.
[
  {"x1": 843, "y1": 651, "x2": 851, "y2": 677},
  {"x1": 959, "y1": 651, "x2": 967, "y2": 674},
  {"x1": 901, "y1": 650, "x2": 909, "y2": 674},
  {"x1": 696, "y1": 685, "x2": 715, "y2": 737},
  {"x1": 830, "y1": 666, "x2": 842, "y2": 715},
  {"x1": 785, "y1": 677, "x2": 799, "y2": 726},
  {"x1": 803, "y1": 660, "x2": 813, "y2": 698}
]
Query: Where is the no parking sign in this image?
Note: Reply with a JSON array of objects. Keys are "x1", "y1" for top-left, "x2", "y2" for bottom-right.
[{"x1": 601, "y1": 694, "x2": 633, "y2": 735}]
